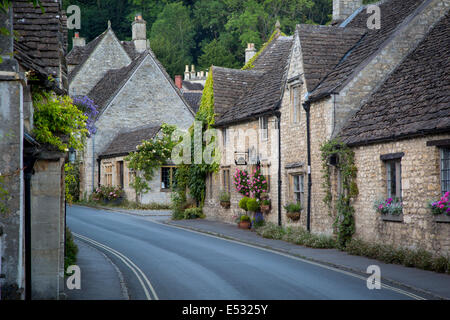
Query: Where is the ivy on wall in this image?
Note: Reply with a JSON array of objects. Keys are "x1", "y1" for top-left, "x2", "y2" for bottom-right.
[{"x1": 320, "y1": 139, "x2": 358, "y2": 248}]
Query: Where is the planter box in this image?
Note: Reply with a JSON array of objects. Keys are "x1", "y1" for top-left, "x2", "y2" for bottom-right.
[
  {"x1": 434, "y1": 214, "x2": 450, "y2": 223},
  {"x1": 381, "y1": 213, "x2": 403, "y2": 222},
  {"x1": 220, "y1": 201, "x2": 230, "y2": 209}
]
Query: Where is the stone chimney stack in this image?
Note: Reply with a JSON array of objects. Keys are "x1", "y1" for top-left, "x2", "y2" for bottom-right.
[
  {"x1": 332, "y1": 0, "x2": 362, "y2": 23},
  {"x1": 72, "y1": 32, "x2": 86, "y2": 47},
  {"x1": 175, "y1": 75, "x2": 183, "y2": 89},
  {"x1": 190, "y1": 65, "x2": 196, "y2": 79},
  {"x1": 184, "y1": 65, "x2": 190, "y2": 80},
  {"x1": 245, "y1": 43, "x2": 256, "y2": 64},
  {"x1": 132, "y1": 14, "x2": 147, "y2": 53}
]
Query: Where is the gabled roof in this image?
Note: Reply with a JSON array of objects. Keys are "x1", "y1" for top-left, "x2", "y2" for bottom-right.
[
  {"x1": 183, "y1": 92, "x2": 202, "y2": 113},
  {"x1": 310, "y1": 0, "x2": 427, "y2": 100},
  {"x1": 296, "y1": 24, "x2": 366, "y2": 91},
  {"x1": 12, "y1": 0, "x2": 66, "y2": 78},
  {"x1": 339, "y1": 12, "x2": 450, "y2": 146},
  {"x1": 100, "y1": 125, "x2": 161, "y2": 158},
  {"x1": 182, "y1": 80, "x2": 204, "y2": 91},
  {"x1": 215, "y1": 36, "x2": 293, "y2": 126}
]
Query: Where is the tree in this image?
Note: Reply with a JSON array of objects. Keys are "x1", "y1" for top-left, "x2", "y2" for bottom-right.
[
  {"x1": 150, "y1": 2, "x2": 195, "y2": 78},
  {"x1": 198, "y1": 39, "x2": 239, "y2": 69}
]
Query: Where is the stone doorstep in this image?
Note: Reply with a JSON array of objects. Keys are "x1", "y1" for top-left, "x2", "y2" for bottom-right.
[
  {"x1": 381, "y1": 214, "x2": 403, "y2": 222},
  {"x1": 434, "y1": 214, "x2": 450, "y2": 223}
]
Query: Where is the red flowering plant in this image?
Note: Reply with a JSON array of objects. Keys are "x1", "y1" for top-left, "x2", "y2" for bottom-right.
[
  {"x1": 429, "y1": 191, "x2": 450, "y2": 216},
  {"x1": 233, "y1": 167, "x2": 268, "y2": 199}
]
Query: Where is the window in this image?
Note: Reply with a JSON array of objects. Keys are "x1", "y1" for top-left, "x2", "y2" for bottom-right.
[
  {"x1": 117, "y1": 161, "x2": 124, "y2": 188},
  {"x1": 441, "y1": 148, "x2": 450, "y2": 195},
  {"x1": 222, "y1": 128, "x2": 228, "y2": 147},
  {"x1": 208, "y1": 172, "x2": 213, "y2": 199},
  {"x1": 223, "y1": 169, "x2": 230, "y2": 193},
  {"x1": 386, "y1": 160, "x2": 401, "y2": 198},
  {"x1": 291, "y1": 85, "x2": 301, "y2": 123},
  {"x1": 104, "y1": 163, "x2": 113, "y2": 186},
  {"x1": 161, "y1": 166, "x2": 177, "y2": 190},
  {"x1": 259, "y1": 116, "x2": 268, "y2": 141},
  {"x1": 293, "y1": 175, "x2": 304, "y2": 205}
]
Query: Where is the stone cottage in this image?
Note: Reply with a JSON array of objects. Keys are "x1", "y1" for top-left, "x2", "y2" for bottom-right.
[
  {"x1": 66, "y1": 16, "x2": 195, "y2": 204},
  {"x1": 281, "y1": 0, "x2": 449, "y2": 254},
  {"x1": 203, "y1": 27, "x2": 293, "y2": 225},
  {"x1": 0, "y1": 0, "x2": 68, "y2": 299}
]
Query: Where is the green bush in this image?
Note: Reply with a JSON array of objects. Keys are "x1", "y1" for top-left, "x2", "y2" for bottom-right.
[
  {"x1": 65, "y1": 227, "x2": 78, "y2": 275},
  {"x1": 284, "y1": 202, "x2": 301, "y2": 213},
  {"x1": 246, "y1": 198, "x2": 259, "y2": 212},
  {"x1": 239, "y1": 197, "x2": 249, "y2": 211},
  {"x1": 219, "y1": 190, "x2": 230, "y2": 202},
  {"x1": 261, "y1": 199, "x2": 271, "y2": 206},
  {"x1": 256, "y1": 223, "x2": 286, "y2": 240},
  {"x1": 240, "y1": 214, "x2": 251, "y2": 222},
  {"x1": 183, "y1": 207, "x2": 205, "y2": 219}
]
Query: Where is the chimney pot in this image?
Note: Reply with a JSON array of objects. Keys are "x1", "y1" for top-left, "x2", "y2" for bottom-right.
[{"x1": 175, "y1": 75, "x2": 183, "y2": 89}]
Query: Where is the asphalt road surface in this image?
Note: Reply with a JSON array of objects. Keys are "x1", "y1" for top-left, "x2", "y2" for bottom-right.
[{"x1": 67, "y1": 205, "x2": 424, "y2": 300}]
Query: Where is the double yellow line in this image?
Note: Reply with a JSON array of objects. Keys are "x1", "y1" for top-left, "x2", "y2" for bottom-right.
[{"x1": 73, "y1": 232, "x2": 159, "y2": 300}]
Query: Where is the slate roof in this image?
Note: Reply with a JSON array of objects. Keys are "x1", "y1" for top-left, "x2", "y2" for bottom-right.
[
  {"x1": 215, "y1": 36, "x2": 293, "y2": 126},
  {"x1": 183, "y1": 92, "x2": 202, "y2": 113},
  {"x1": 12, "y1": 0, "x2": 66, "y2": 78},
  {"x1": 339, "y1": 13, "x2": 450, "y2": 146},
  {"x1": 100, "y1": 125, "x2": 161, "y2": 158},
  {"x1": 182, "y1": 80, "x2": 204, "y2": 91},
  {"x1": 310, "y1": 0, "x2": 427, "y2": 100},
  {"x1": 297, "y1": 24, "x2": 366, "y2": 91}
]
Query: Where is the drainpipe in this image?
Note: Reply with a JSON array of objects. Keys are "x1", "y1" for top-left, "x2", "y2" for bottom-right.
[
  {"x1": 303, "y1": 99, "x2": 312, "y2": 232},
  {"x1": 276, "y1": 112, "x2": 282, "y2": 226},
  {"x1": 92, "y1": 134, "x2": 96, "y2": 193}
]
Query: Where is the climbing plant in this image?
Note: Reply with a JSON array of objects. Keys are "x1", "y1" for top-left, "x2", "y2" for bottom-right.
[
  {"x1": 0, "y1": 174, "x2": 8, "y2": 214},
  {"x1": 320, "y1": 139, "x2": 358, "y2": 248},
  {"x1": 65, "y1": 161, "x2": 81, "y2": 205},
  {"x1": 125, "y1": 124, "x2": 177, "y2": 197},
  {"x1": 33, "y1": 90, "x2": 88, "y2": 151}
]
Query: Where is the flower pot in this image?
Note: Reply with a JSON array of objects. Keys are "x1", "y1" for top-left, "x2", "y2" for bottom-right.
[
  {"x1": 220, "y1": 201, "x2": 230, "y2": 209},
  {"x1": 286, "y1": 212, "x2": 300, "y2": 221},
  {"x1": 238, "y1": 221, "x2": 251, "y2": 229},
  {"x1": 261, "y1": 204, "x2": 271, "y2": 214}
]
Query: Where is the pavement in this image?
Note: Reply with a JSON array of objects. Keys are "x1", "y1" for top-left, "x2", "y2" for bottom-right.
[
  {"x1": 65, "y1": 205, "x2": 444, "y2": 300},
  {"x1": 64, "y1": 239, "x2": 129, "y2": 300},
  {"x1": 166, "y1": 218, "x2": 450, "y2": 300}
]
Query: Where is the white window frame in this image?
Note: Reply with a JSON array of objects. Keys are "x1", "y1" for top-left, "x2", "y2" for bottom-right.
[
  {"x1": 293, "y1": 174, "x2": 304, "y2": 205},
  {"x1": 259, "y1": 116, "x2": 268, "y2": 141},
  {"x1": 291, "y1": 84, "x2": 301, "y2": 123},
  {"x1": 441, "y1": 148, "x2": 450, "y2": 196}
]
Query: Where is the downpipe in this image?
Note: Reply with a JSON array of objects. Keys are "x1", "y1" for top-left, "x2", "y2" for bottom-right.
[{"x1": 303, "y1": 100, "x2": 312, "y2": 232}]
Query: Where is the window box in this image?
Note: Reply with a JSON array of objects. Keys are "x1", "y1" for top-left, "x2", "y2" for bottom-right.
[
  {"x1": 381, "y1": 213, "x2": 403, "y2": 222},
  {"x1": 434, "y1": 214, "x2": 450, "y2": 223}
]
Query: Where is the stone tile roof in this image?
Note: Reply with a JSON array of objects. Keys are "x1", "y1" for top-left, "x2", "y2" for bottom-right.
[
  {"x1": 339, "y1": 13, "x2": 450, "y2": 146},
  {"x1": 120, "y1": 41, "x2": 139, "y2": 60},
  {"x1": 310, "y1": 0, "x2": 426, "y2": 100},
  {"x1": 100, "y1": 125, "x2": 161, "y2": 158},
  {"x1": 12, "y1": 0, "x2": 66, "y2": 78},
  {"x1": 183, "y1": 92, "x2": 202, "y2": 113},
  {"x1": 297, "y1": 24, "x2": 366, "y2": 91},
  {"x1": 182, "y1": 80, "x2": 204, "y2": 91},
  {"x1": 215, "y1": 36, "x2": 293, "y2": 126},
  {"x1": 65, "y1": 45, "x2": 85, "y2": 65}
]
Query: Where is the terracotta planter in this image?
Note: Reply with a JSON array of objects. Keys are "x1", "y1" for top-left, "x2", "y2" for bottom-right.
[
  {"x1": 238, "y1": 221, "x2": 251, "y2": 229},
  {"x1": 261, "y1": 204, "x2": 271, "y2": 214},
  {"x1": 286, "y1": 212, "x2": 300, "y2": 221},
  {"x1": 220, "y1": 201, "x2": 231, "y2": 209}
]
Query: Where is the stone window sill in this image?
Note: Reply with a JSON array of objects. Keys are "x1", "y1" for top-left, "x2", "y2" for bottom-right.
[
  {"x1": 434, "y1": 214, "x2": 450, "y2": 223},
  {"x1": 381, "y1": 214, "x2": 403, "y2": 222}
]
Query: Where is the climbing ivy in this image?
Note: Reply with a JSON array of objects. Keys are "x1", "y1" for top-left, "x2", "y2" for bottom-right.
[
  {"x1": 320, "y1": 139, "x2": 358, "y2": 248},
  {"x1": 241, "y1": 29, "x2": 287, "y2": 70}
]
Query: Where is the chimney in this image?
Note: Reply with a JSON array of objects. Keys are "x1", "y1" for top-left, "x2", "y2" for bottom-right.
[
  {"x1": 245, "y1": 43, "x2": 256, "y2": 64},
  {"x1": 132, "y1": 14, "x2": 147, "y2": 53},
  {"x1": 72, "y1": 32, "x2": 86, "y2": 47},
  {"x1": 190, "y1": 65, "x2": 196, "y2": 79},
  {"x1": 184, "y1": 65, "x2": 190, "y2": 80},
  {"x1": 175, "y1": 75, "x2": 183, "y2": 89},
  {"x1": 332, "y1": 0, "x2": 362, "y2": 23}
]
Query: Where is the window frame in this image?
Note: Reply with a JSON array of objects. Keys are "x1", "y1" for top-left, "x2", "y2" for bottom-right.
[
  {"x1": 161, "y1": 166, "x2": 177, "y2": 190},
  {"x1": 292, "y1": 174, "x2": 304, "y2": 206},
  {"x1": 259, "y1": 116, "x2": 268, "y2": 141},
  {"x1": 290, "y1": 84, "x2": 301, "y2": 123},
  {"x1": 222, "y1": 169, "x2": 230, "y2": 193},
  {"x1": 441, "y1": 148, "x2": 450, "y2": 196},
  {"x1": 104, "y1": 163, "x2": 113, "y2": 187},
  {"x1": 385, "y1": 159, "x2": 402, "y2": 199}
]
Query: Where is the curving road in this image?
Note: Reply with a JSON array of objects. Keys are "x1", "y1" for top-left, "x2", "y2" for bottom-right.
[{"x1": 67, "y1": 205, "x2": 423, "y2": 300}]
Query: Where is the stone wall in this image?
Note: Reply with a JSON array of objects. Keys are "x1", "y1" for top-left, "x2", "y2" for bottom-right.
[
  {"x1": 69, "y1": 29, "x2": 131, "y2": 96},
  {"x1": 204, "y1": 116, "x2": 280, "y2": 225},
  {"x1": 31, "y1": 157, "x2": 65, "y2": 299},
  {"x1": 80, "y1": 53, "x2": 194, "y2": 197}
]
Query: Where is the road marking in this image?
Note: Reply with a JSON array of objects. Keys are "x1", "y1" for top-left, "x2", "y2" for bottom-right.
[
  {"x1": 149, "y1": 220, "x2": 426, "y2": 300},
  {"x1": 73, "y1": 232, "x2": 159, "y2": 300}
]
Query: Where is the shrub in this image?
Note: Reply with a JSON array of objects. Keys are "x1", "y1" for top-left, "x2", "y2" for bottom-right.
[
  {"x1": 256, "y1": 223, "x2": 285, "y2": 240},
  {"x1": 219, "y1": 190, "x2": 230, "y2": 202},
  {"x1": 92, "y1": 185, "x2": 124, "y2": 201},
  {"x1": 261, "y1": 199, "x2": 271, "y2": 206},
  {"x1": 246, "y1": 198, "x2": 259, "y2": 212},
  {"x1": 239, "y1": 197, "x2": 249, "y2": 211},
  {"x1": 183, "y1": 207, "x2": 204, "y2": 219},
  {"x1": 65, "y1": 227, "x2": 78, "y2": 275},
  {"x1": 240, "y1": 214, "x2": 251, "y2": 222},
  {"x1": 284, "y1": 202, "x2": 301, "y2": 213}
]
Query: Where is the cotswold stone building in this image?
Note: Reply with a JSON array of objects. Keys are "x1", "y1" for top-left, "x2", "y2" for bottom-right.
[
  {"x1": 206, "y1": 0, "x2": 450, "y2": 255},
  {"x1": 67, "y1": 16, "x2": 194, "y2": 204},
  {"x1": 0, "y1": 0, "x2": 68, "y2": 299}
]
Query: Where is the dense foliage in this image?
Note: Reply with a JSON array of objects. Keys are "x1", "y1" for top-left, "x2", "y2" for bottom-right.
[
  {"x1": 33, "y1": 91, "x2": 88, "y2": 151},
  {"x1": 125, "y1": 123, "x2": 177, "y2": 197},
  {"x1": 65, "y1": 161, "x2": 81, "y2": 204},
  {"x1": 92, "y1": 185, "x2": 124, "y2": 201},
  {"x1": 64, "y1": 227, "x2": 78, "y2": 275},
  {"x1": 62, "y1": 0, "x2": 335, "y2": 78}
]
